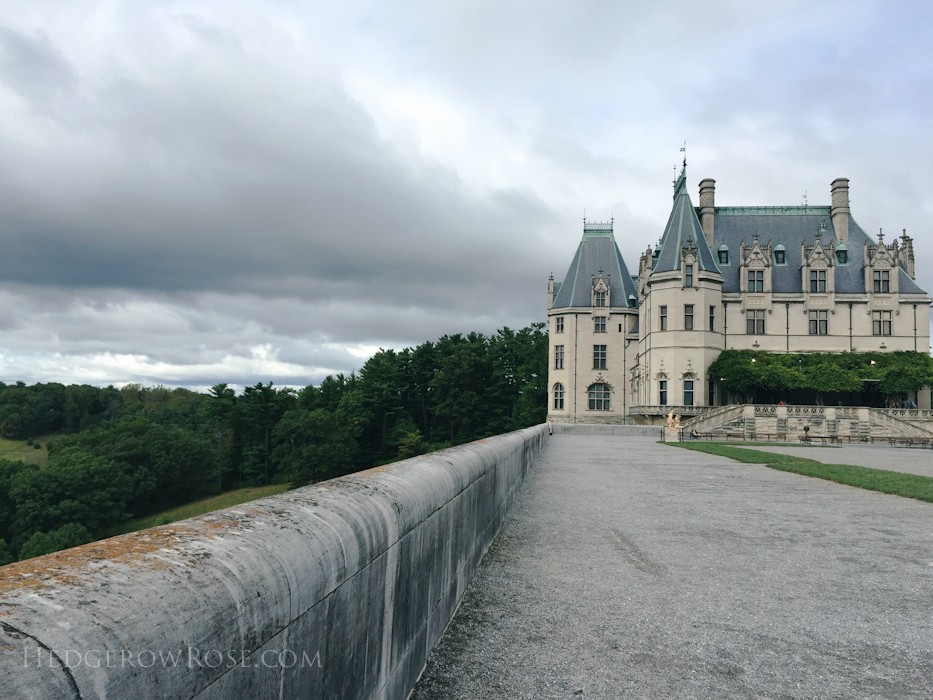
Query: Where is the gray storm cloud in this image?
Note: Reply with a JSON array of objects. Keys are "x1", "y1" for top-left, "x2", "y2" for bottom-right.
[{"x1": 0, "y1": 0, "x2": 930, "y2": 389}]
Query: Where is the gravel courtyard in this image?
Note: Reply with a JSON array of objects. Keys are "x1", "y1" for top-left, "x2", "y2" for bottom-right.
[{"x1": 412, "y1": 434, "x2": 933, "y2": 699}]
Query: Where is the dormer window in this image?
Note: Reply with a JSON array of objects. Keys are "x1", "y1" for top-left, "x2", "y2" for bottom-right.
[
  {"x1": 873, "y1": 270, "x2": 890, "y2": 293},
  {"x1": 718, "y1": 246, "x2": 730, "y2": 265},
  {"x1": 810, "y1": 269, "x2": 827, "y2": 293},
  {"x1": 594, "y1": 290, "x2": 606, "y2": 307},
  {"x1": 773, "y1": 245, "x2": 786, "y2": 265},
  {"x1": 747, "y1": 269, "x2": 764, "y2": 292},
  {"x1": 835, "y1": 246, "x2": 848, "y2": 265},
  {"x1": 685, "y1": 264, "x2": 694, "y2": 288}
]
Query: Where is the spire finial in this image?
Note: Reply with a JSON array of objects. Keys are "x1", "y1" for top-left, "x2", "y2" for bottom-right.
[{"x1": 680, "y1": 140, "x2": 687, "y2": 170}]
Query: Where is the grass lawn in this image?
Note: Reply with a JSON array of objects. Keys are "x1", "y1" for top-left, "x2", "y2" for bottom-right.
[
  {"x1": 106, "y1": 483, "x2": 293, "y2": 536},
  {"x1": 672, "y1": 441, "x2": 933, "y2": 504},
  {"x1": 0, "y1": 436, "x2": 52, "y2": 467}
]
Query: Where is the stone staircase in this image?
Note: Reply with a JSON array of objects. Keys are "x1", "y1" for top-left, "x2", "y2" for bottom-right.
[{"x1": 682, "y1": 405, "x2": 933, "y2": 442}]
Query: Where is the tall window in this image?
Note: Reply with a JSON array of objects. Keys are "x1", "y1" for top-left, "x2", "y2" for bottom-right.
[
  {"x1": 554, "y1": 345, "x2": 564, "y2": 369},
  {"x1": 685, "y1": 264, "x2": 694, "y2": 288},
  {"x1": 709, "y1": 305, "x2": 716, "y2": 331},
  {"x1": 659, "y1": 379, "x2": 668, "y2": 406},
  {"x1": 659, "y1": 305, "x2": 668, "y2": 331},
  {"x1": 809, "y1": 310, "x2": 828, "y2": 335},
  {"x1": 553, "y1": 383, "x2": 565, "y2": 410},
  {"x1": 708, "y1": 380, "x2": 715, "y2": 406},
  {"x1": 684, "y1": 304, "x2": 694, "y2": 331},
  {"x1": 873, "y1": 270, "x2": 890, "y2": 293},
  {"x1": 555, "y1": 316, "x2": 564, "y2": 333},
  {"x1": 683, "y1": 379, "x2": 694, "y2": 406},
  {"x1": 588, "y1": 383, "x2": 611, "y2": 411},
  {"x1": 810, "y1": 270, "x2": 827, "y2": 293},
  {"x1": 594, "y1": 316, "x2": 606, "y2": 333},
  {"x1": 594, "y1": 290, "x2": 607, "y2": 307},
  {"x1": 747, "y1": 310, "x2": 765, "y2": 335},
  {"x1": 593, "y1": 345, "x2": 607, "y2": 369},
  {"x1": 747, "y1": 269, "x2": 764, "y2": 292},
  {"x1": 872, "y1": 311, "x2": 892, "y2": 336}
]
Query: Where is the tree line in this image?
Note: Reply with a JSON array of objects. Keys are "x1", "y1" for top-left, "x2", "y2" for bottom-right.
[{"x1": 0, "y1": 324, "x2": 547, "y2": 564}]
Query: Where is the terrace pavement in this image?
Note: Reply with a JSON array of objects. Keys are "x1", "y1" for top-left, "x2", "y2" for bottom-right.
[{"x1": 412, "y1": 434, "x2": 933, "y2": 699}]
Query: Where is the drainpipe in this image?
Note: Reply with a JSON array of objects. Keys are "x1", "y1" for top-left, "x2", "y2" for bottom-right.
[
  {"x1": 848, "y1": 303, "x2": 853, "y2": 351},
  {"x1": 785, "y1": 302, "x2": 790, "y2": 353}
]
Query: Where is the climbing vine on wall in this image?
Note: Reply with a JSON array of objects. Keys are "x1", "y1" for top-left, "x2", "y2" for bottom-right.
[{"x1": 709, "y1": 350, "x2": 933, "y2": 396}]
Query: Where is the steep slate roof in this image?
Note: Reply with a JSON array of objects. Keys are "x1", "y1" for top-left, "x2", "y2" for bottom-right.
[
  {"x1": 711, "y1": 208, "x2": 928, "y2": 295},
  {"x1": 551, "y1": 223, "x2": 639, "y2": 309},
  {"x1": 652, "y1": 171, "x2": 719, "y2": 274}
]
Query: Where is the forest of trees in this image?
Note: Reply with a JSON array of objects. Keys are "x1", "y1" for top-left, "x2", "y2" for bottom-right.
[{"x1": 0, "y1": 324, "x2": 547, "y2": 564}]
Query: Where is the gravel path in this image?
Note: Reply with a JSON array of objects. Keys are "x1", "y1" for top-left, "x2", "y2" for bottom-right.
[{"x1": 412, "y1": 435, "x2": 933, "y2": 700}]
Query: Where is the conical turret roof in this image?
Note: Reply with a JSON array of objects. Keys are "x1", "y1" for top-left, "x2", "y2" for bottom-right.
[
  {"x1": 651, "y1": 170, "x2": 719, "y2": 274},
  {"x1": 551, "y1": 221, "x2": 638, "y2": 309}
]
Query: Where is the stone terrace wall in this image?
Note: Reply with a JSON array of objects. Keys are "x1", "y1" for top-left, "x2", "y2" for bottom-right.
[{"x1": 0, "y1": 425, "x2": 546, "y2": 700}]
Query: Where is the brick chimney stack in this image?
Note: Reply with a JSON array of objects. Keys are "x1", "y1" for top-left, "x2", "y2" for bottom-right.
[
  {"x1": 830, "y1": 178, "x2": 850, "y2": 243},
  {"x1": 699, "y1": 178, "x2": 716, "y2": 246}
]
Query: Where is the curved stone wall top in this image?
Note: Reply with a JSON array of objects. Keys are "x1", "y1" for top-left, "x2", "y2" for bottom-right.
[{"x1": 0, "y1": 425, "x2": 545, "y2": 700}]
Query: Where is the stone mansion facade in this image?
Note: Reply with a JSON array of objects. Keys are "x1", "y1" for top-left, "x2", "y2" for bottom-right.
[{"x1": 546, "y1": 171, "x2": 932, "y2": 423}]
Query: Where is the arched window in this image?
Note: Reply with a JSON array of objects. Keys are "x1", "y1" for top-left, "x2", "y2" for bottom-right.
[
  {"x1": 553, "y1": 383, "x2": 565, "y2": 410},
  {"x1": 588, "y1": 383, "x2": 611, "y2": 411},
  {"x1": 683, "y1": 373, "x2": 696, "y2": 406}
]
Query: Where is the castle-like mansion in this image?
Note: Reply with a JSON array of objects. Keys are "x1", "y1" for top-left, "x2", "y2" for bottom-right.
[{"x1": 547, "y1": 171, "x2": 932, "y2": 422}]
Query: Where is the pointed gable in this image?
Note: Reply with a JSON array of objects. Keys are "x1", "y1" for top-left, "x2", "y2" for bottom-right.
[
  {"x1": 651, "y1": 171, "x2": 719, "y2": 275},
  {"x1": 551, "y1": 221, "x2": 639, "y2": 309}
]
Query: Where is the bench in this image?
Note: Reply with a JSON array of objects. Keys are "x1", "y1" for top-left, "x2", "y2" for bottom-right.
[{"x1": 800, "y1": 434, "x2": 838, "y2": 445}]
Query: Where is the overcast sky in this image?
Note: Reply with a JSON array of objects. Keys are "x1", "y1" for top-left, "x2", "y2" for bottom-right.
[{"x1": 1, "y1": 1, "x2": 931, "y2": 391}]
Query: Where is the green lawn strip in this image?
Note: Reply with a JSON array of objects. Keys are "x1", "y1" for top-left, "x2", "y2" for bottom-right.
[
  {"x1": 105, "y1": 483, "x2": 293, "y2": 536},
  {"x1": 673, "y1": 441, "x2": 933, "y2": 504}
]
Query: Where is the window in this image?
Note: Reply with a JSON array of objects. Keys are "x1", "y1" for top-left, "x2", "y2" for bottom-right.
[
  {"x1": 555, "y1": 316, "x2": 564, "y2": 333},
  {"x1": 554, "y1": 345, "x2": 564, "y2": 369},
  {"x1": 774, "y1": 249, "x2": 786, "y2": 265},
  {"x1": 709, "y1": 305, "x2": 716, "y2": 331},
  {"x1": 594, "y1": 316, "x2": 606, "y2": 333},
  {"x1": 836, "y1": 249, "x2": 848, "y2": 265},
  {"x1": 747, "y1": 269, "x2": 764, "y2": 293},
  {"x1": 809, "y1": 310, "x2": 828, "y2": 335},
  {"x1": 593, "y1": 344, "x2": 607, "y2": 369},
  {"x1": 659, "y1": 305, "x2": 668, "y2": 331},
  {"x1": 810, "y1": 269, "x2": 827, "y2": 293},
  {"x1": 684, "y1": 304, "x2": 694, "y2": 331},
  {"x1": 553, "y1": 383, "x2": 564, "y2": 410},
  {"x1": 683, "y1": 379, "x2": 694, "y2": 406},
  {"x1": 872, "y1": 311, "x2": 892, "y2": 336},
  {"x1": 718, "y1": 249, "x2": 730, "y2": 265},
  {"x1": 659, "y1": 379, "x2": 668, "y2": 406},
  {"x1": 873, "y1": 270, "x2": 890, "y2": 293},
  {"x1": 747, "y1": 310, "x2": 765, "y2": 335},
  {"x1": 708, "y1": 380, "x2": 715, "y2": 406},
  {"x1": 588, "y1": 383, "x2": 611, "y2": 411},
  {"x1": 685, "y1": 264, "x2": 693, "y2": 288},
  {"x1": 594, "y1": 290, "x2": 606, "y2": 307}
]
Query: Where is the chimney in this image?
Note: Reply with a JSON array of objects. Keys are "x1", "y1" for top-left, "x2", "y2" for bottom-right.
[
  {"x1": 547, "y1": 274, "x2": 555, "y2": 308},
  {"x1": 831, "y1": 178, "x2": 850, "y2": 243},
  {"x1": 699, "y1": 178, "x2": 715, "y2": 246}
]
